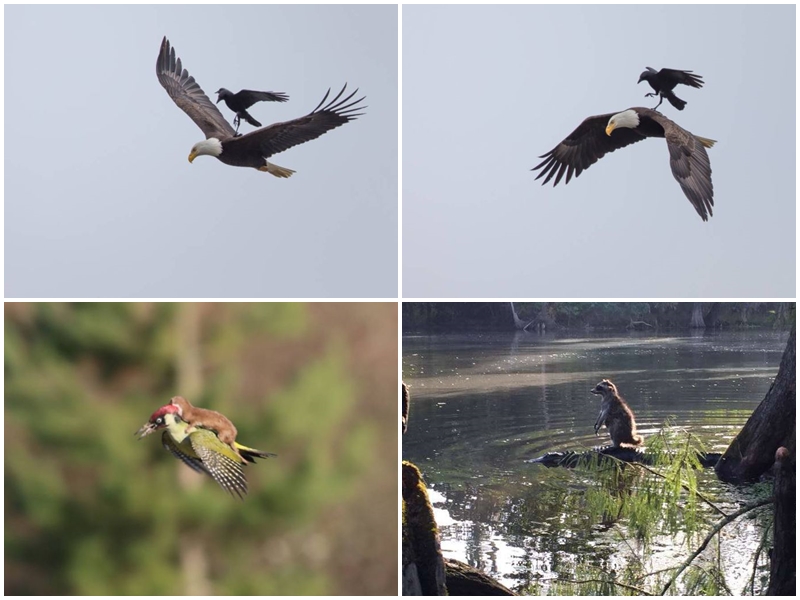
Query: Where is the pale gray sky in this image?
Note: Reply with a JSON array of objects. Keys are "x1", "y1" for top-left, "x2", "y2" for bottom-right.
[
  {"x1": 403, "y1": 4, "x2": 795, "y2": 298},
  {"x1": 6, "y1": 4, "x2": 397, "y2": 298}
]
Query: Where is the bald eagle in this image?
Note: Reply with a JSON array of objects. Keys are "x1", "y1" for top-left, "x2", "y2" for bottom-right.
[
  {"x1": 637, "y1": 67, "x2": 704, "y2": 111},
  {"x1": 156, "y1": 37, "x2": 365, "y2": 178},
  {"x1": 532, "y1": 108, "x2": 716, "y2": 221},
  {"x1": 215, "y1": 88, "x2": 289, "y2": 133}
]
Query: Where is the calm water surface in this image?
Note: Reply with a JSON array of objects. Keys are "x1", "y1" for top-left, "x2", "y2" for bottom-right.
[{"x1": 402, "y1": 330, "x2": 787, "y2": 594}]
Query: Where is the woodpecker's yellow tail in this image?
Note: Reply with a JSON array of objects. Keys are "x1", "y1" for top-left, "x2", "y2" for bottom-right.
[{"x1": 235, "y1": 441, "x2": 277, "y2": 464}]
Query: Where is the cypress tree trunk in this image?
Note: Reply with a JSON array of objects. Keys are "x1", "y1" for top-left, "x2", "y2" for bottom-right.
[
  {"x1": 715, "y1": 325, "x2": 795, "y2": 483},
  {"x1": 533, "y1": 302, "x2": 556, "y2": 331},
  {"x1": 767, "y1": 447, "x2": 795, "y2": 595},
  {"x1": 704, "y1": 302, "x2": 722, "y2": 328},
  {"x1": 690, "y1": 302, "x2": 705, "y2": 328}
]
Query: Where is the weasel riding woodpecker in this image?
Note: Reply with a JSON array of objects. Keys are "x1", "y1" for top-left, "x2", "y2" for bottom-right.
[
  {"x1": 168, "y1": 396, "x2": 243, "y2": 460},
  {"x1": 136, "y1": 403, "x2": 275, "y2": 498}
]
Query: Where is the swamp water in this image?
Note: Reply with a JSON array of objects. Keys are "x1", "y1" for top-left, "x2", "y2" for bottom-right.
[{"x1": 402, "y1": 330, "x2": 787, "y2": 594}]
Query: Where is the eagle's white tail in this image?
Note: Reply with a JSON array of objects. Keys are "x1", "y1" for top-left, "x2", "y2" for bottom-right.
[
  {"x1": 695, "y1": 136, "x2": 717, "y2": 149},
  {"x1": 259, "y1": 161, "x2": 296, "y2": 178}
]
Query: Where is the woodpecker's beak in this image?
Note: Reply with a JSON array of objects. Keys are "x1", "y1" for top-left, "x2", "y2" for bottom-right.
[{"x1": 136, "y1": 421, "x2": 158, "y2": 439}]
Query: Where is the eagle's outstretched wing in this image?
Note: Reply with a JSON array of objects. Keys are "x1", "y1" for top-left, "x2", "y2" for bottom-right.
[{"x1": 156, "y1": 37, "x2": 235, "y2": 140}]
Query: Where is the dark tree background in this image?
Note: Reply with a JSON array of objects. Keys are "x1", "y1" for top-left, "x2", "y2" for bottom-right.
[{"x1": 403, "y1": 302, "x2": 792, "y2": 332}]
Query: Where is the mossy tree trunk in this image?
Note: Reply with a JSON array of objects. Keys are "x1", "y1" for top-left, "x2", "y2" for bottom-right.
[{"x1": 402, "y1": 462, "x2": 446, "y2": 596}]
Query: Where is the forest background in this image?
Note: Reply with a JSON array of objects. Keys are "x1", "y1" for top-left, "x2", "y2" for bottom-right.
[
  {"x1": 5, "y1": 302, "x2": 398, "y2": 595},
  {"x1": 402, "y1": 302, "x2": 792, "y2": 332}
]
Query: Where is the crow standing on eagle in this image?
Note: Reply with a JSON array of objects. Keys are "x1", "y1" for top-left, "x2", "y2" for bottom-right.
[
  {"x1": 156, "y1": 36, "x2": 365, "y2": 177},
  {"x1": 637, "y1": 67, "x2": 704, "y2": 111},
  {"x1": 216, "y1": 88, "x2": 289, "y2": 133}
]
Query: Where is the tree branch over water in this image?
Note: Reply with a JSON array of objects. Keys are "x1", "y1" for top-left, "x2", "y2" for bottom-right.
[{"x1": 659, "y1": 498, "x2": 773, "y2": 596}]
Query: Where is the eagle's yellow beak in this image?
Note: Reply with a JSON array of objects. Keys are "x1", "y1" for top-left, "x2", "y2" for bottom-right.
[
  {"x1": 605, "y1": 123, "x2": 616, "y2": 137},
  {"x1": 188, "y1": 151, "x2": 197, "y2": 163}
]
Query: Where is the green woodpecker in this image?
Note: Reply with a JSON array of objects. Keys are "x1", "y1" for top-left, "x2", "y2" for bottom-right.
[
  {"x1": 136, "y1": 404, "x2": 276, "y2": 499},
  {"x1": 168, "y1": 396, "x2": 242, "y2": 460}
]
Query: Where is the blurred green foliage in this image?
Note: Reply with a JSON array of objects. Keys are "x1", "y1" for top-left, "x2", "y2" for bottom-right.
[{"x1": 5, "y1": 302, "x2": 397, "y2": 595}]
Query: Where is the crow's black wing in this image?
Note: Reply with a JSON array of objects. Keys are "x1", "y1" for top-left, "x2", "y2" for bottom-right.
[
  {"x1": 657, "y1": 69, "x2": 704, "y2": 90},
  {"x1": 234, "y1": 90, "x2": 290, "y2": 108}
]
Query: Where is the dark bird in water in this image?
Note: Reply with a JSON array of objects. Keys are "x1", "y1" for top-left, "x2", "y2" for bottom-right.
[
  {"x1": 215, "y1": 88, "x2": 289, "y2": 133},
  {"x1": 637, "y1": 67, "x2": 704, "y2": 111},
  {"x1": 156, "y1": 37, "x2": 366, "y2": 178},
  {"x1": 532, "y1": 107, "x2": 717, "y2": 221}
]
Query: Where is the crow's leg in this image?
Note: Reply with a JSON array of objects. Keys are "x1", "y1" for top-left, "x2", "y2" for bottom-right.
[
  {"x1": 644, "y1": 92, "x2": 656, "y2": 98},
  {"x1": 233, "y1": 114, "x2": 241, "y2": 133},
  {"x1": 652, "y1": 95, "x2": 664, "y2": 111}
]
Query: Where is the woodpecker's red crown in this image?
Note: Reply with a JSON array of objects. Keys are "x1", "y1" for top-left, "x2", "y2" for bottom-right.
[
  {"x1": 149, "y1": 403, "x2": 180, "y2": 422},
  {"x1": 136, "y1": 403, "x2": 180, "y2": 439}
]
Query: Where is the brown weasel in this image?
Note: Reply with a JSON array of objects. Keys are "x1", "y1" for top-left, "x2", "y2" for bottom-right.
[
  {"x1": 590, "y1": 379, "x2": 643, "y2": 448},
  {"x1": 170, "y1": 396, "x2": 242, "y2": 459}
]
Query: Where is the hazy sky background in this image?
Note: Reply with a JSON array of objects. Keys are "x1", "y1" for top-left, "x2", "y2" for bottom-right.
[
  {"x1": 404, "y1": 4, "x2": 795, "y2": 298},
  {"x1": 6, "y1": 5, "x2": 397, "y2": 298}
]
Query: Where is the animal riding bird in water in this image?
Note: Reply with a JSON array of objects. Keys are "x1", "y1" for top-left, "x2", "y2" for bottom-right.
[
  {"x1": 216, "y1": 88, "x2": 289, "y2": 133},
  {"x1": 156, "y1": 37, "x2": 365, "y2": 178},
  {"x1": 637, "y1": 67, "x2": 704, "y2": 111},
  {"x1": 533, "y1": 107, "x2": 716, "y2": 221}
]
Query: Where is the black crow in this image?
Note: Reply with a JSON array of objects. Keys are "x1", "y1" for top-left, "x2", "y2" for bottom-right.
[
  {"x1": 637, "y1": 68, "x2": 704, "y2": 111},
  {"x1": 215, "y1": 88, "x2": 290, "y2": 132}
]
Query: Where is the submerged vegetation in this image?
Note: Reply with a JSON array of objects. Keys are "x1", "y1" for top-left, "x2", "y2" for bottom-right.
[{"x1": 535, "y1": 425, "x2": 774, "y2": 595}]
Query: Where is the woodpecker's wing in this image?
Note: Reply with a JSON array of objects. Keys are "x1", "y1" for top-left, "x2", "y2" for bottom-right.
[
  {"x1": 188, "y1": 428, "x2": 249, "y2": 499},
  {"x1": 161, "y1": 430, "x2": 210, "y2": 475}
]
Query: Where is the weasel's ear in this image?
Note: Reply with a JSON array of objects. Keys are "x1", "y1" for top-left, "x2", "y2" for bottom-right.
[{"x1": 170, "y1": 396, "x2": 181, "y2": 406}]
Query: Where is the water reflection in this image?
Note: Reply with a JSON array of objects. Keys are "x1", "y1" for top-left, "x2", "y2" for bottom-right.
[{"x1": 403, "y1": 330, "x2": 785, "y2": 593}]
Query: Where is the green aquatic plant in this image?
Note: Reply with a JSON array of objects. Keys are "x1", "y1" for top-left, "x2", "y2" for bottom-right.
[{"x1": 539, "y1": 423, "x2": 774, "y2": 596}]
